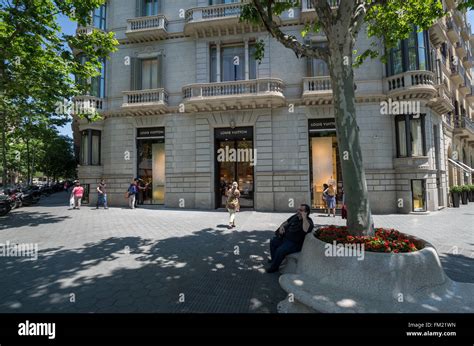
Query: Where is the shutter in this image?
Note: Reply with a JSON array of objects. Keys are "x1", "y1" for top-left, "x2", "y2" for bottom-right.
[
  {"x1": 130, "y1": 58, "x2": 142, "y2": 90},
  {"x1": 136, "y1": 0, "x2": 143, "y2": 17},
  {"x1": 157, "y1": 55, "x2": 163, "y2": 88}
]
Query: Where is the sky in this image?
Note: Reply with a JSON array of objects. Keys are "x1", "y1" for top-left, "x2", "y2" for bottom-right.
[{"x1": 55, "y1": 9, "x2": 474, "y2": 139}]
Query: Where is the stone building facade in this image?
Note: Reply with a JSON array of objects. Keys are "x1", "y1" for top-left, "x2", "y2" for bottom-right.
[{"x1": 73, "y1": 0, "x2": 474, "y2": 213}]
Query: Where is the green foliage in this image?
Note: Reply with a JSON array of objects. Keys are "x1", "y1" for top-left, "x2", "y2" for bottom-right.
[
  {"x1": 450, "y1": 185, "x2": 462, "y2": 194},
  {"x1": 460, "y1": 185, "x2": 471, "y2": 192}
]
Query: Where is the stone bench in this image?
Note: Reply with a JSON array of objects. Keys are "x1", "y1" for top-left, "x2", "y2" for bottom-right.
[
  {"x1": 277, "y1": 232, "x2": 474, "y2": 313},
  {"x1": 278, "y1": 252, "x2": 300, "y2": 274}
]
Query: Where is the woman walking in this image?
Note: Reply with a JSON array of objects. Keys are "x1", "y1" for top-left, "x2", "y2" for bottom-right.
[
  {"x1": 324, "y1": 181, "x2": 337, "y2": 217},
  {"x1": 226, "y1": 181, "x2": 240, "y2": 229},
  {"x1": 127, "y1": 180, "x2": 138, "y2": 209},
  {"x1": 71, "y1": 181, "x2": 84, "y2": 210}
]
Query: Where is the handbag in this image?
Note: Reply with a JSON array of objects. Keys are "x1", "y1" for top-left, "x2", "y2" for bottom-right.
[
  {"x1": 226, "y1": 196, "x2": 239, "y2": 209},
  {"x1": 124, "y1": 191, "x2": 130, "y2": 199}
]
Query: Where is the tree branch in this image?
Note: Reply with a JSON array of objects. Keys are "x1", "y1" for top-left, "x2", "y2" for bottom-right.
[{"x1": 251, "y1": 0, "x2": 329, "y2": 60}]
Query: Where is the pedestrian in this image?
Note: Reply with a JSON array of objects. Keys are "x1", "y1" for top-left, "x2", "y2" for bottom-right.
[
  {"x1": 226, "y1": 181, "x2": 240, "y2": 228},
  {"x1": 127, "y1": 179, "x2": 138, "y2": 209},
  {"x1": 324, "y1": 181, "x2": 337, "y2": 217},
  {"x1": 71, "y1": 181, "x2": 84, "y2": 210},
  {"x1": 96, "y1": 179, "x2": 108, "y2": 209},
  {"x1": 322, "y1": 183, "x2": 329, "y2": 213},
  {"x1": 266, "y1": 204, "x2": 314, "y2": 273}
]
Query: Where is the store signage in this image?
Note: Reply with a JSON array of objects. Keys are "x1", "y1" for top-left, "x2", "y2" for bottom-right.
[
  {"x1": 137, "y1": 127, "x2": 165, "y2": 138},
  {"x1": 215, "y1": 127, "x2": 253, "y2": 140},
  {"x1": 308, "y1": 118, "x2": 336, "y2": 132}
]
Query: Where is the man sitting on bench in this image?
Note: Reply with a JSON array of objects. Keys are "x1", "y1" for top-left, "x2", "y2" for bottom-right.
[{"x1": 266, "y1": 204, "x2": 314, "y2": 273}]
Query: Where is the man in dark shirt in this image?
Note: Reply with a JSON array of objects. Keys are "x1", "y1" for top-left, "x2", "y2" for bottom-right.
[{"x1": 266, "y1": 204, "x2": 314, "y2": 273}]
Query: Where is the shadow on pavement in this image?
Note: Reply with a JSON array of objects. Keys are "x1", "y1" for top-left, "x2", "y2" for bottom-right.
[
  {"x1": 0, "y1": 211, "x2": 70, "y2": 230},
  {"x1": 0, "y1": 228, "x2": 286, "y2": 313}
]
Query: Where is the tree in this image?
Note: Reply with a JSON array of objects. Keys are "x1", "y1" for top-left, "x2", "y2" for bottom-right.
[
  {"x1": 40, "y1": 134, "x2": 77, "y2": 181},
  {"x1": 241, "y1": 0, "x2": 443, "y2": 235},
  {"x1": 0, "y1": 0, "x2": 118, "y2": 184}
]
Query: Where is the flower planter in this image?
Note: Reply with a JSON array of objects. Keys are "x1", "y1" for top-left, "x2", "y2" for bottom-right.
[
  {"x1": 277, "y1": 230, "x2": 474, "y2": 313},
  {"x1": 461, "y1": 191, "x2": 469, "y2": 205},
  {"x1": 451, "y1": 192, "x2": 461, "y2": 207},
  {"x1": 469, "y1": 190, "x2": 474, "y2": 203}
]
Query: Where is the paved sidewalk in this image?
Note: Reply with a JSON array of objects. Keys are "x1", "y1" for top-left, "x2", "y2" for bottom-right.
[{"x1": 0, "y1": 193, "x2": 472, "y2": 313}]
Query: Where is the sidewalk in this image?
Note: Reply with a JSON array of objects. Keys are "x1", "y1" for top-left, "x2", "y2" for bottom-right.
[{"x1": 0, "y1": 192, "x2": 472, "y2": 313}]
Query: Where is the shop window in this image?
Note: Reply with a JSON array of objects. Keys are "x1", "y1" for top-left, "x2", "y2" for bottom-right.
[
  {"x1": 395, "y1": 115, "x2": 426, "y2": 158},
  {"x1": 81, "y1": 184, "x2": 90, "y2": 205},
  {"x1": 411, "y1": 180, "x2": 426, "y2": 212},
  {"x1": 80, "y1": 130, "x2": 101, "y2": 166}
]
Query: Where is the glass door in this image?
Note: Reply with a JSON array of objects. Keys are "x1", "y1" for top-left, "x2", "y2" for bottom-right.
[
  {"x1": 411, "y1": 179, "x2": 426, "y2": 212},
  {"x1": 216, "y1": 139, "x2": 254, "y2": 208},
  {"x1": 137, "y1": 138, "x2": 165, "y2": 205}
]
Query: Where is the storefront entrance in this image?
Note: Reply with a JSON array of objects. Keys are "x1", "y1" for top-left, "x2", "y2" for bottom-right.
[
  {"x1": 215, "y1": 127, "x2": 254, "y2": 209},
  {"x1": 136, "y1": 127, "x2": 165, "y2": 205},
  {"x1": 309, "y1": 119, "x2": 343, "y2": 210}
]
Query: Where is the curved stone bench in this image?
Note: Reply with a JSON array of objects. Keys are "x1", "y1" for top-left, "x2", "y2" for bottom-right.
[
  {"x1": 279, "y1": 252, "x2": 300, "y2": 274},
  {"x1": 277, "y1": 233, "x2": 474, "y2": 313}
]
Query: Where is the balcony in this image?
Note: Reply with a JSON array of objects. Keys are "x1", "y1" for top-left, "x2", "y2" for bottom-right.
[
  {"x1": 72, "y1": 96, "x2": 105, "y2": 115},
  {"x1": 121, "y1": 88, "x2": 169, "y2": 115},
  {"x1": 428, "y1": 84, "x2": 454, "y2": 115},
  {"x1": 383, "y1": 71, "x2": 436, "y2": 100},
  {"x1": 459, "y1": 74, "x2": 471, "y2": 94},
  {"x1": 450, "y1": 62, "x2": 465, "y2": 85},
  {"x1": 125, "y1": 15, "x2": 168, "y2": 43},
  {"x1": 302, "y1": 77, "x2": 333, "y2": 105},
  {"x1": 447, "y1": 18, "x2": 461, "y2": 43},
  {"x1": 454, "y1": 116, "x2": 474, "y2": 138},
  {"x1": 429, "y1": 19, "x2": 448, "y2": 47},
  {"x1": 301, "y1": 0, "x2": 340, "y2": 23},
  {"x1": 462, "y1": 51, "x2": 473, "y2": 68},
  {"x1": 182, "y1": 78, "x2": 285, "y2": 112},
  {"x1": 466, "y1": 87, "x2": 474, "y2": 104},
  {"x1": 184, "y1": 2, "x2": 261, "y2": 38},
  {"x1": 455, "y1": 41, "x2": 467, "y2": 58},
  {"x1": 461, "y1": 23, "x2": 471, "y2": 41}
]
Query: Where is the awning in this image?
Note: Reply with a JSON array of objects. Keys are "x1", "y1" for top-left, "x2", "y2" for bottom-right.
[{"x1": 448, "y1": 158, "x2": 474, "y2": 173}]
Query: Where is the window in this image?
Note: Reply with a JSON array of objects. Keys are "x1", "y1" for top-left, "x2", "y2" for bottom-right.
[
  {"x1": 80, "y1": 130, "x2": 101, "y2": 166},
  {"x1": 77, "y1": 55, "x2": 105, "y2": 98},
  {"x1": 387, "y1": 27, "x2": 431, "y2": 76},
  {"x1": 308, "y1": 42, "x2": 329, "y2": 77},
  {"x1": 210, "y1": 43, "x2": 257, "y2": 82},
  {"x1": 209, "y1": 0, "x2": 240, "y2": 4},
  {"x1": 395, "y1": 115, "x2": 426, "y2": 157},
  {"x1": 91, "y1": 59, "x2": 106, "y2": 98},
  {"x1": 138, "y1": 0, "x2": 161, "y2": 16},
  {"x1": 141, "y1": 59, "x2": 159, "y2": 89},
  {"x1": 130, "y1": 56, "x2": 163, "y2": 90},
  {"x1": 92, "y1": 5, "x2": 106, "y2": 30}
]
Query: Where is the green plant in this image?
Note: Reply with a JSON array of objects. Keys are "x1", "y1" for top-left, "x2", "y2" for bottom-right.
[
  {"x1": 450, "y1": 186, "x2": 462, "y2": 194},
  {"x1": 468, "y1": 185, "x2": 474, "y2": 192},
  {"x1": 461, "y1": 185, "x2": 471, "y2": 192}
]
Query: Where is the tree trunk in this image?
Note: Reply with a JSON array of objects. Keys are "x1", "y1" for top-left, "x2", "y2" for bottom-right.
[
  {"x1": 1, "y1": 112, "x2": 7, "y2": 186},
  {"x1": 327, "y1": 41, "x2": 374, "y2": 236},
  {"x1": 26, "y1": 137, "x2": 31, "y2": 185}
]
